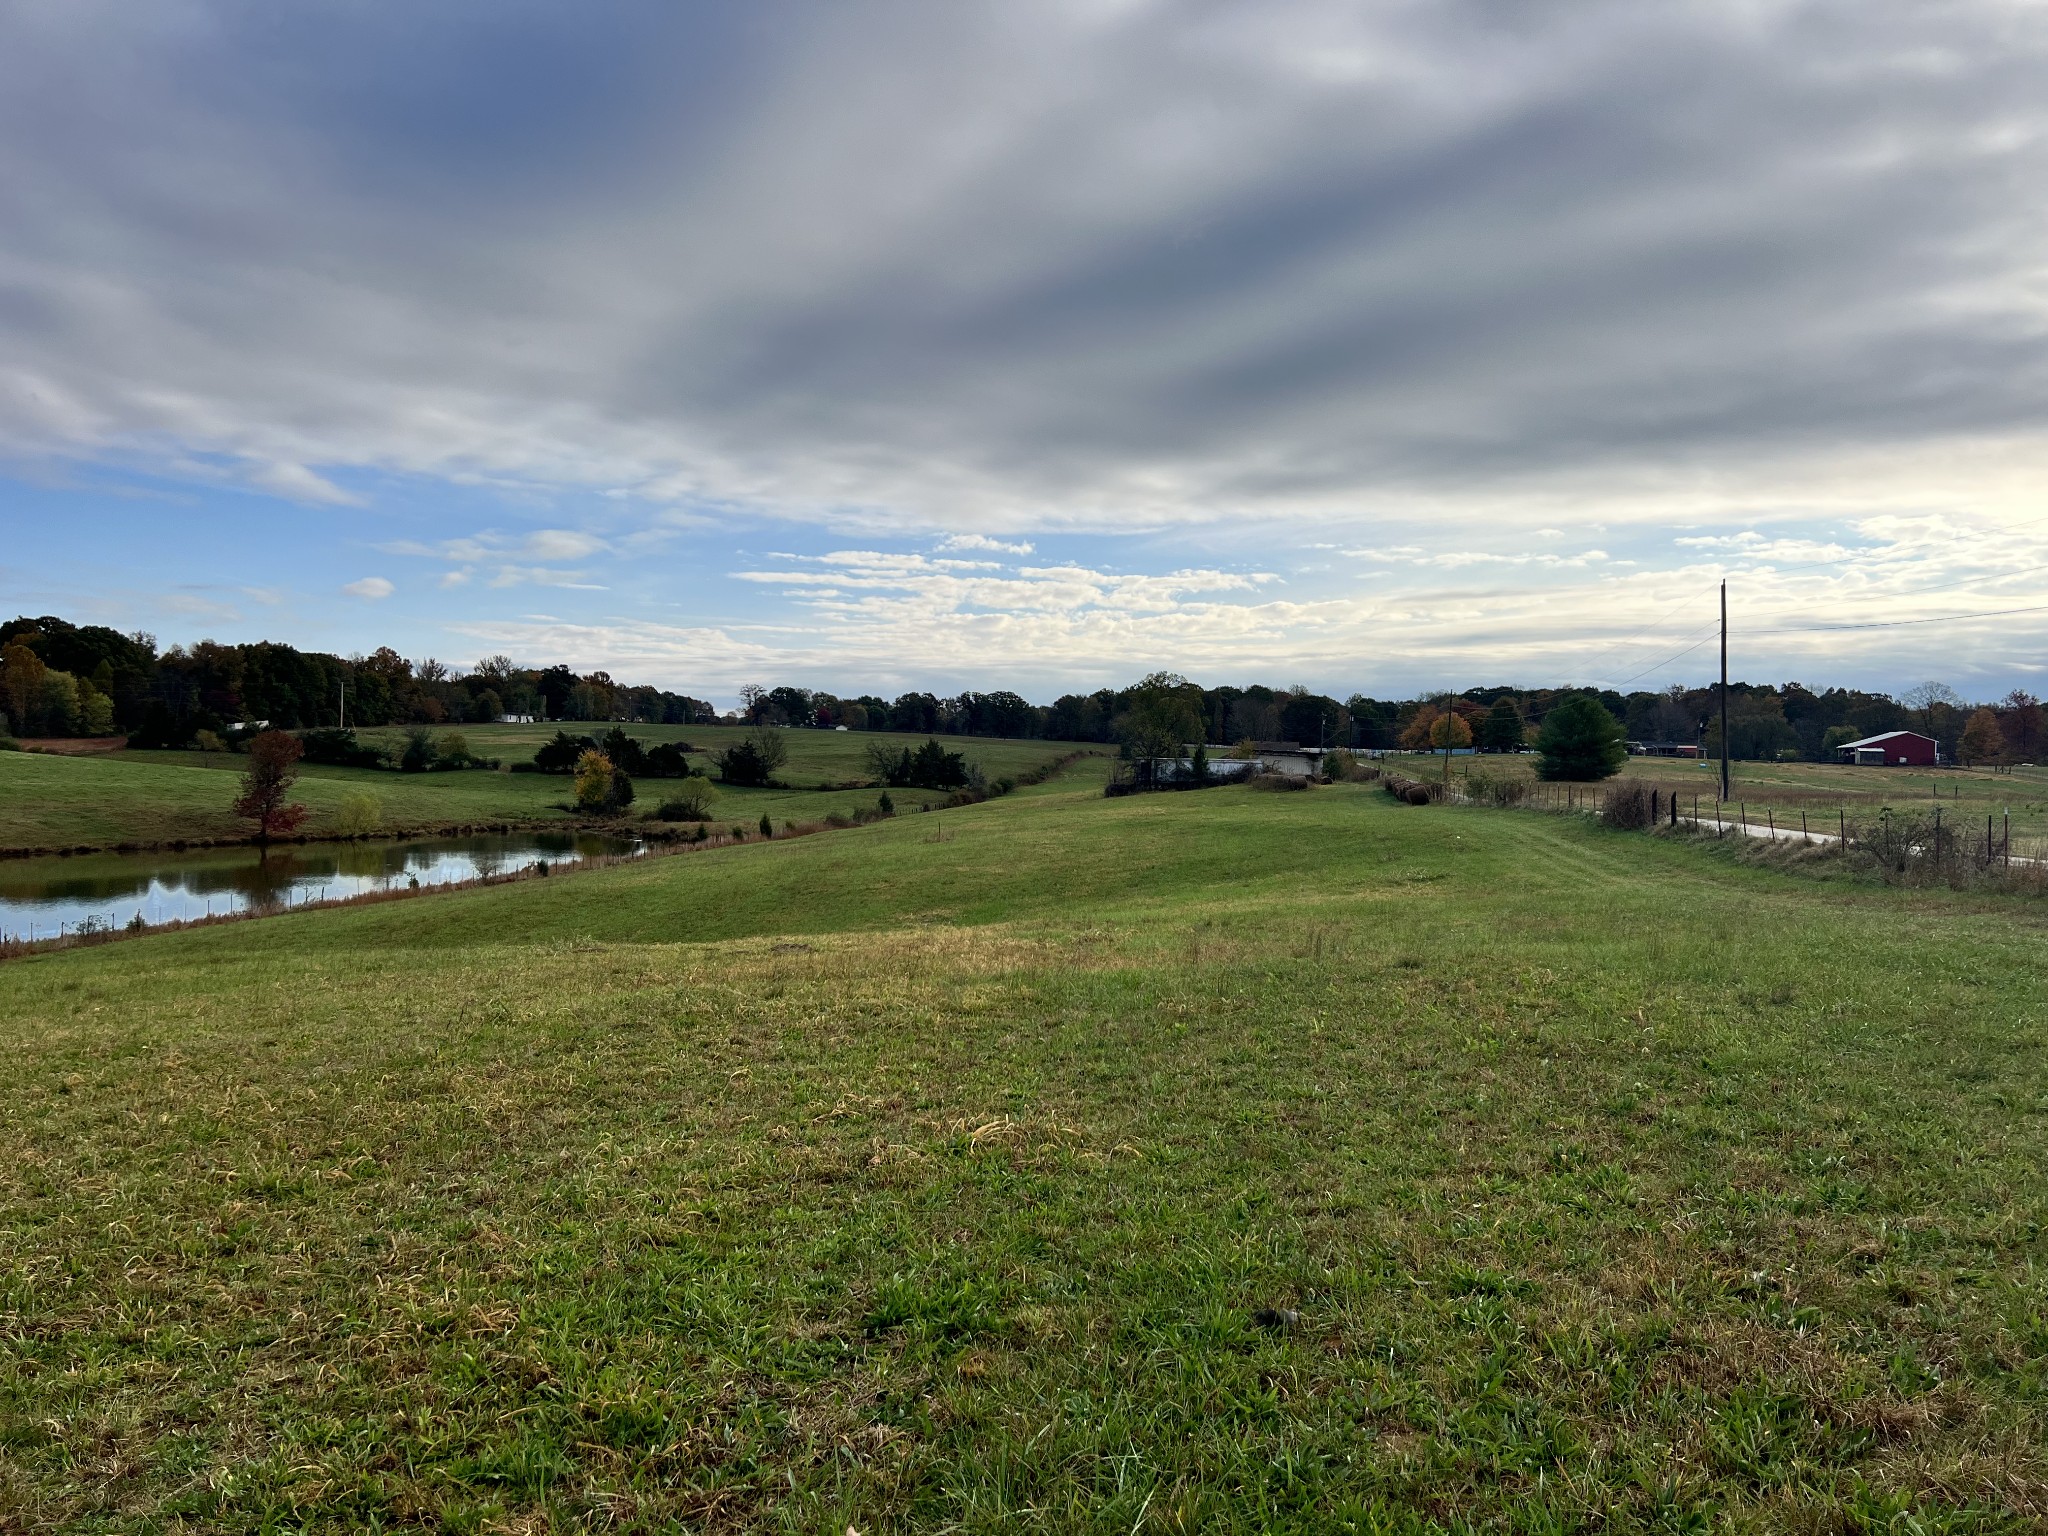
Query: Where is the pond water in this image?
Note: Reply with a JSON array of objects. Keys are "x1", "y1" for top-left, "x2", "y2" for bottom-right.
[{"x1": 0, "y1": 831, "x2": 642, "y2": 942}]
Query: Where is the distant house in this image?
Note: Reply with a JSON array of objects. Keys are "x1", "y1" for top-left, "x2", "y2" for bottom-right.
[
  {"x1": 1629, "y1": 741, "x2": 1701, "y2": 758},
  {"x1": 1835, "y1": 730, "x2": 1939, "y2": 767}
]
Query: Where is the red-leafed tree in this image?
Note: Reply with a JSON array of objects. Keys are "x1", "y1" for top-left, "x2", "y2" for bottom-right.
[{"x1": 233, "y1": 730, "x2": 310, "y2": 844}]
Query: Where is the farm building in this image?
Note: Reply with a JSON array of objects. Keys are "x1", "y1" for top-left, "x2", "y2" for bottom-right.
[{"x1": 1834, "y1": 730, "x2": 1939, "y2": 767}]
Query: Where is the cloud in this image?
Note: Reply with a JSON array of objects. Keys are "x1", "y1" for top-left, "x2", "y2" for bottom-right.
[
  {"x1": 1, "y1": 0, "x2": 2046, "y2": 548},
  {"x1": 5, "y1": 1, "x2": 2048, "y2": 690},
  {"x1": 342, "y1": 576, "x2": 394, "y2": 599},
  {"x1": 939, "y1": 534, "x2": 1035, "y2": 555}
]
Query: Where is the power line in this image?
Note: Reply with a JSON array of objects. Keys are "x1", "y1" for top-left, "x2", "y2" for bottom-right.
[
  {"x1": 1601, "y1": 629, "x2": 1719, "y2": 690},
  {"x1": 1752, "y1": 600, "x2": 2048, "y2": 635}
]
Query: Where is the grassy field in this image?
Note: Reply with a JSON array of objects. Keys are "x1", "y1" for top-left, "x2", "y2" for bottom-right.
[
  {"x1": 1382, "y1": 752, "x2": 2048, "y2": 841},
  {"x1": 4, "y1": 769, "x2": 2048, "y2": 1531},
  {"x1": 0, "y1": 729, "x2": 1092, "y2": 853}
]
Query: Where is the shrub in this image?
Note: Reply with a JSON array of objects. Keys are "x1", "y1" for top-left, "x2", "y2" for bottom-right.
[
  {"x1": 825, "y1": 811, "x2": 852, "y2": 828},
  {"x1": 600, "y1": 727, "x2": 649, "y2": 777},
  {"x1": 1599, "y1": 779, "x2": 1654, "y2": 830},
  {"x1": 878, "y1": 790, "x2": 894, "y2": 814},
  {"x1": 336, "y1": 792, "x2": 384, "y2": 836},
  {"x1": 652, "y1": 780, "x2": 719, "y2": 821},
  {"x1": 299, "y1": 728, "x2": 385, "y2": 769},
  {"x1": 399, "y1": 728, "x2": 437, "y2": 773},
  {"x1": 717, "y1": 730, "x2": 788, "y2": 787},
  {"x1": 730, "y1": 824, "x2": 748, "y2": 841},
  {"x1": 0, "y1": 736, "x2": 18, "y2": 752},
  {"x1": 1463, "y1": 764, "x2": 1530, "y2": 807},
  {"x1": 533, "y1": 731, "x2": 596, "y2": 774},
  {"x1": 759, "y1": 813, "x2": 774, "y2": 839},
  {"x1": 867, "y1": 737, "x2": 971, "y2": 789},
  {"x1": 194, "y1": 729, "x2": 227, "y2": 753},
  {"x1": 643, "y1": 741, "x2": 692, "y2": 777}
]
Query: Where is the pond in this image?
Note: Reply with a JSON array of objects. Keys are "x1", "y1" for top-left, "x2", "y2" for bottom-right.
[{"x1": 0, "y1": 831, "x2": 643, "y2": 942}]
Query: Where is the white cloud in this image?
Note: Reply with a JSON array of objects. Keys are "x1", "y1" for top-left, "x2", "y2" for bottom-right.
[
  {"x1": 939, "y1": 534, "x2": 1035, "y2": 555},
  {"x1": 342, "y1": 576, "x2": 394, "y2": 599}
]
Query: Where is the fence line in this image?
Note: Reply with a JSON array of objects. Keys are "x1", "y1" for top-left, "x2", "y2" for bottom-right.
[{"x1": 1439, "y1": 774, "x2": 2045, "y2": 872}]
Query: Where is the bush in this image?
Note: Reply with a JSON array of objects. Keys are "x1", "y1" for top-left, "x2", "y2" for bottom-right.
[
  {"x1": 1599, "y1": 778, "x2": 1654, "y2": 830},
  {"x1": 878, "y1": 790, "x2": 894, "y2": 814},
  {"x1": 399, "y1": 728, "x2": 436, "y2": 773},
  {"x1": 336, "y1": 791, "x2": 384, "y2": 836},
  {"x1": 299, "y1": 728, "x2": 386, "y2": 769},
  {"x1": 759, "y1": 812, "x2": 774, "y2": 839},
  {"x1": 0, "y1": 736, "x2": 18, "y2": 752},
  {"x1": 194, "y1": 729, "x2": 227, "y2": 753},
  {"x1": 867, "y1": 737, "x2": 971, "y2": 789},
  {"x1": 825, "y1": 811, "x2": 852, "y2": 828},
  {"x1": 716, "y1": 732, "x2": 789, "y2": 787},
  {"x1": 533, "y1": 730, "x2": 596, "y2": 774},
  {"x1": 643, "y1": 741, "x2": 692, "y2": 777},
  {"x1": 652, "y1": 780, "x2": 719, "y2": 821},
  {"x1": 1463, "y1": 764, "x2": 1530, "y2": 807}
]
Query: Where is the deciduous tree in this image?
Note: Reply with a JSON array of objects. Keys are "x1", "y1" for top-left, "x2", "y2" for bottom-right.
[
  {"x1": 232, "y1": 730, "x2": 310, "y2": 844},
  {"x1": 1959, "y1": 707, "x2": 2005, "y2": 767}
]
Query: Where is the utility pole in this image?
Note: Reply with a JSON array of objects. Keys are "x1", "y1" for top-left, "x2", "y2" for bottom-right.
[
  {"x1": 1719, "y1": 579, "x2": 1731, "y2": 803},
  {"x1": 338, "y1": 678, "x2": 346, "y2": 730}
]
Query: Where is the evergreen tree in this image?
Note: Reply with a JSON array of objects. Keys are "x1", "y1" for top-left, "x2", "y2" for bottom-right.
[
  {"x1": 1479, "y1": 696, "x2": 1524, "y2": 753},
  {"x1": 1535, "y1": 695, "x2": 1627, "y2": 781}
]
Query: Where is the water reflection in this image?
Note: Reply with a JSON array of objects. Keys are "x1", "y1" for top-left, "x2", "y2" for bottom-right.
[{"x1": 0, "y1": 832, "x2": 640, "y2": 940}]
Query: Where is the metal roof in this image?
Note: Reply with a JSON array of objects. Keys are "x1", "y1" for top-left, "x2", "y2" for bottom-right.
[{"x1": 1834, "y1": 730, "x2": 1935, "y2": 750}]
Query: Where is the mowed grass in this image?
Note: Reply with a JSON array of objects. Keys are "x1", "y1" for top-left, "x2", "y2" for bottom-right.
[
  {"x1": 4, "y1": 778, "x2": 2048, "y2": 1531},
  {"x1": 2, "y1": 730, "x2": 1091, "y2": 853}
]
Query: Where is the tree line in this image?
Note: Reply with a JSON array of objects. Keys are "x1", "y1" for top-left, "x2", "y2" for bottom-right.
[{"x1": 3, "y1": 611, "x2": 2039, "y2": 766}]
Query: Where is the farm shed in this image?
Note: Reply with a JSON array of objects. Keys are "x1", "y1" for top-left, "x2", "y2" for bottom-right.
[{"x1": 1834, "y1": 730, "x2": 1939, "y2": 767}]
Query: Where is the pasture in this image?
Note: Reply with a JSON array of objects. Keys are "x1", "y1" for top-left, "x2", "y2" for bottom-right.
[
  {"x1": 0, "y1": 729, "x2": 1091, "y2": 854},
  {"x1": 4, "y1": 770, "x2": 2047, "y2": 1530}
]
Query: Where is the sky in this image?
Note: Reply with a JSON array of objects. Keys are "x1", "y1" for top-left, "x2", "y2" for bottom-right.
[{"x1": 4, "y1": 0, "x2": 2048, "y2": 706}]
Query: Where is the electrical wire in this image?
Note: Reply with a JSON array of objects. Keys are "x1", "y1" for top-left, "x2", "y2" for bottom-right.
[{"x1": 1752, "y1": 600, "x2": 2048, "y2": 635}]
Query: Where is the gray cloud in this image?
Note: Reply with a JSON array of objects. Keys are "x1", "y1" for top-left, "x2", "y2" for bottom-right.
[{"x1": 2, "y1": 0, "x2": 2047, "y2": 544}]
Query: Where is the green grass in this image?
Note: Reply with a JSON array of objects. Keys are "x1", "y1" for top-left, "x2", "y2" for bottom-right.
[
  {"x1": 1385, "y1": 752, "x2": 2048, "y2": 841},
  {"x1": 4, "y1": 775, "x2": 2048, "y2": 1530},
  {"x1": 2, "y1": 730, "x2": 1092, "y2": 853}
]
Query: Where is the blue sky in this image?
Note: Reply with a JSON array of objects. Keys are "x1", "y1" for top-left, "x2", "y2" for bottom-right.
[{"x1": 5, "y1": 0, "x2": 2048, "y2": 705}]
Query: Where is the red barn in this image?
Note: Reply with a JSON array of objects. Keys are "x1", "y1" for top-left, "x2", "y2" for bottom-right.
[{"x1": 1835, "y1": 730, "x2": 1939, "y2": 766}]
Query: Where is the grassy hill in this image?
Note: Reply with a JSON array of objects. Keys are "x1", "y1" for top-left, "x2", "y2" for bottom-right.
[{"x1": 4, "y1": 773, "x2": 2047, "y2": 1529}]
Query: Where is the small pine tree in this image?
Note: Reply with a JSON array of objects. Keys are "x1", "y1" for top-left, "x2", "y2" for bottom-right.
[
  {"x1": 759, "y1": 812, "x2": 774, "y2": 839},
  {"x1": 878, "y1": 790, "x2": 894, "y2": 814},
  {"x1": 1535, "y1": 695, "x2": 1627, "y2": 782}
]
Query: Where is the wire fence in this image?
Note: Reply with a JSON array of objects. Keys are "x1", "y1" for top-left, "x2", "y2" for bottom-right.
[{"x1": 1427, "y1": 772, "x2": 2047, "y2": 874}]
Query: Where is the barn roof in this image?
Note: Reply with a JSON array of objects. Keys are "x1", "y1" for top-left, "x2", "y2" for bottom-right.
[{"x1": 1834, "y1": 730, "x2": 1936, "y2": 750}]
